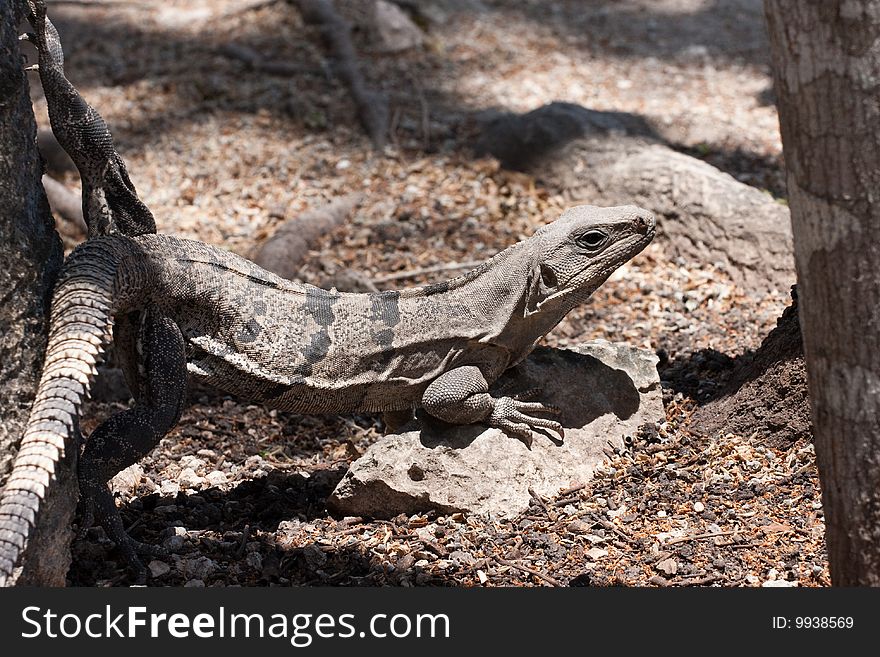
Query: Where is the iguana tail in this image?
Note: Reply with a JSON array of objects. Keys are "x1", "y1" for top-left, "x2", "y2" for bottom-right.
[{"x1": 0, "y1": 239, "x2": 145, "y2": 585}]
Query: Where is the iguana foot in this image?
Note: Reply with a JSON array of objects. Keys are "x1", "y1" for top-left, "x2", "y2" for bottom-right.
[
  {"x1": 116, "y1": 534, "x2": 168, "y2": 560},
  {"x1": 90, "y1": 491, "x2": 168, "y2": 576},
  {"x1": 113, "y1": 529, "x2": 167, "y2": 582},
  {"x1": 490, "y1": 397, "x2": 564, "y2": 446}
]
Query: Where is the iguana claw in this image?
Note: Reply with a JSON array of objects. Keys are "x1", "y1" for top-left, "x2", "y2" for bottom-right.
[{"x1": 490, "y1": 396, "x2": 565, "y2": 446}]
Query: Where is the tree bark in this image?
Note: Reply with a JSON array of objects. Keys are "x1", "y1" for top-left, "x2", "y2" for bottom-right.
[
  {"x1": 0, "y1": 0, "x2": 69, "y2": 585},
  {"x1": 765, "y1": 0, "x2": 880, "y2": 585}
]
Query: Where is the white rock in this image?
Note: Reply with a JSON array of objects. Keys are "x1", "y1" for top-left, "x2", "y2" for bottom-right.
[
  {"x1": 178, "y1": 467, "x2": 203, "y2": 489},
  {"x1": 205, "y1": 470, "x2": 228, "y2": 487},
  {"x1": 693, "y1": 501, "x2": 705, "y2": 513},
  {"x1": 110, "y1": 464, "x2": 144, "y2": 496},
  {"x1": 762, "y1": 579, "x2": 798, "y2": 588},
  {"x1": 656, "y1": 558, "x2": 678, "y2": 576},
  {"x1": 179, "y1": 456, "x2": 206, "y2": 471},
  {"x1": 586, "y1": 547, "x2": 609, "y2": 561},
  {"x1": 184, "y1": 556, "x2": 218, "y2": 580},
  {"x1": 148, "y1": 560, "x2": 171, "y2": 578}
]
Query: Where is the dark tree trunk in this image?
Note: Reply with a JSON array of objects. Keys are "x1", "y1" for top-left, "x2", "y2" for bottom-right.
[
  {"x1": 0, "y1": 0, "x2": 69, "y2": 585},
  {"x1": 765, "y1": 0, "x2": 880, "y2": 585}
]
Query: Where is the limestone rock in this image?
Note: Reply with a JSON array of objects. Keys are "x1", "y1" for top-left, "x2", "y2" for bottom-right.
[{"x1": 328, "y1": 341, "x2": 663, "y2": 518}]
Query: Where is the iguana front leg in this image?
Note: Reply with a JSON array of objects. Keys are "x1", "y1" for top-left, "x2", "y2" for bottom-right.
[{"x1": 421, "y1": 366, "x2": 563, "y2": 445}]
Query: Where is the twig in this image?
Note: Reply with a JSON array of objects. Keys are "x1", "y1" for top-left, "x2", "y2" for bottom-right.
[
  {"x1": 293, "y1": 0, "x2": 389, "y2": 147},
  {"x1": 552, "y1": 495, "x2": 581, "y2": 508},
  {"x1": 495, "y1": 557, "x2": 562, "y2": 587},
  {"x1": 594, "y1": 517, "x2": 636, "y2": 544},
  {"x1": 528, "y1": 487, "x2": 550, "y2": 513},
  {"x1": 670, "y1": 574, "x2": 721, "y2": 586},
  {"x1": 558, "y1": 483, "x2": 587, "y2": 497},
  {"x1": 236, "y1": 524, "x2": 251, "y2": 557},
  {"x1": 218, "y1": 43, "x2": 316, "y2": 76},
  {"x1": 373, "y1": 260, "x2": 482, "y2": 284},
  {"x1": 42, "y1": 174, "x2": 86, "y2": 233},
  {"x1": 666, "y1": 529, "x2": 740, "y2": 545}
]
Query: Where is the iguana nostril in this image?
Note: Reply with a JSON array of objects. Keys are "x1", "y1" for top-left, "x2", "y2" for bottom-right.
[{"x1": 633, "y1": 213, "x2": 656, "y2": 234}]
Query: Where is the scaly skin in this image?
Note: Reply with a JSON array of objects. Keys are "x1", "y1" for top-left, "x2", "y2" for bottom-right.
[
  {"x1": 0, "y1": 205, "x2": 654, "y2": 584},
  {"x1": 23, "y1": 0, "x2": 155, "y2": 238}
]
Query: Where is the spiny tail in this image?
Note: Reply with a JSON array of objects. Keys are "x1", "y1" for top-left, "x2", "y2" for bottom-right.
[{"x1": 0, "y1": 244, "x2": 130, "y2": 586}]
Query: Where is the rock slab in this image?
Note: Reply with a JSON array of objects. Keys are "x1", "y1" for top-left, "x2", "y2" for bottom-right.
[{"x1": 328, "y1": 341, "x2": 663, "y2": 518}]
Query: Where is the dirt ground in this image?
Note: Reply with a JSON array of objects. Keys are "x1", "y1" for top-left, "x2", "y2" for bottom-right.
[{"x1": 28, "y1": 0, "x2": 825, "y2": 587}]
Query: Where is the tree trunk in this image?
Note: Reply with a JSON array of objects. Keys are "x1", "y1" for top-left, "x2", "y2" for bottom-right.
[
  {"x1": 765, "y1": 0, "x2": 880, "y2": 585},
  {"x1": 0, "y1": 0, "x2": 69, "y2": 585}
]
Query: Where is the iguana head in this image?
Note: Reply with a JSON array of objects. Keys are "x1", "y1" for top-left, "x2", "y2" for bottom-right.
[{"x1": 524, "y1": 204, "x2": 655, "y2": 315}]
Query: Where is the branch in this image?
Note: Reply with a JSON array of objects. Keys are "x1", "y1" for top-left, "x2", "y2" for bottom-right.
[{"x1": 291, "y1": 0, "x2": 389, "y2": 148}]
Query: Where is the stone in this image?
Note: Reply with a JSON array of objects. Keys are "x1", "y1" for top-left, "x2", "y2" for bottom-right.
[
  {"x1": 762, "y1": 579, "x2": 798, "y2": 587},
  {"x1": 160, "y1": 480, "x2": 181, "y2": 497},
  {"x1": 328, "y1": 341, "x2": 663, "y2": 518},
  {"x1": 109, "y1": 464, "x2": 144, "y2": 496},
  {"x1": 163, "y1": 534, "x2": 186, "y2": 551},
  {"x1": 370, "y1": 1, "x2": 424, "y2": 52},
  {"x1": 147, "y1": 560, "x2": 171, "y2": 578},
  {"x1": 656, "y1": 558, "x2": 678, "y2": 576},
  {"x1": 205, "y1": 470, "x2": 228, "y2": 487},
  {"x1": 246, "y1": 551, "x2": 263, "y2": 571},
  {"x1": 177, "y1": 467, "x2": 203, "y2": 490},
  {"x1": 90, "y1": 366, "x2": 132, "y2": 403},
  {"x1": 183, "y1": 556, "x2": 218, "y2": 580},
  {"x1": 449, "y1": 550, "x2": 477, "y2": 567},
  {"x1": 586, "y1": 547, "x2": 609, "y2": 561}
]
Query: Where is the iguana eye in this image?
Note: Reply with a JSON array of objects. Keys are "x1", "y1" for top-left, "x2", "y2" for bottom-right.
[{"x1": 576, "y1": 230, "x2": 608, "y2": 250}]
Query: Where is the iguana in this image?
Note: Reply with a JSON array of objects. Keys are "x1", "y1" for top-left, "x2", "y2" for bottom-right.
[
  {"x1": 2, "y1": 0, "x2": 656, "y2": 584},
  {"x1": 0, "y1": 203, "x2": 655, "y2": 584}
]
